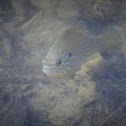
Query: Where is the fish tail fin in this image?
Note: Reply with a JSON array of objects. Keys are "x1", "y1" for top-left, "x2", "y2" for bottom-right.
[
  {"x1": 76, "y1": 20, "x2": 88, "y2": 33},
  {"x1": 102, "y1": 25, "x2": 126, "y2": 51},
  {"x1": 77, "y1": 20, "x2": 87, "y2": 27}
]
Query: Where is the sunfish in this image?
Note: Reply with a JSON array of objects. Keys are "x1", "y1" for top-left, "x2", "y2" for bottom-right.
[{"x1": 42, "y1": 24, "x2": 125, "y2": 79}]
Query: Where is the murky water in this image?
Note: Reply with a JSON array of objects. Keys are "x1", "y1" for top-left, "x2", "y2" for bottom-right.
[{"x1": 0, "y1": 0, "x2": 126, "y2": 126}]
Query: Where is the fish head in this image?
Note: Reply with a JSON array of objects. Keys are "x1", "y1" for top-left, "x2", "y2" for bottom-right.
[{"x1": 42, "y1": 42, "x2": 75, "y2": 79}]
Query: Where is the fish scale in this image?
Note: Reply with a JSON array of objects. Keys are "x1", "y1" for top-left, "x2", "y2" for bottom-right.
[{"x1": 42, "y1": 25, "x2": 125, "y2": 79}]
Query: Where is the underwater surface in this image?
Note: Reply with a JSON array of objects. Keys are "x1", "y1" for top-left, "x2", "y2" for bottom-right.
[{"x1": 0, "y1": 0, "x2": 126, "y2": 126}]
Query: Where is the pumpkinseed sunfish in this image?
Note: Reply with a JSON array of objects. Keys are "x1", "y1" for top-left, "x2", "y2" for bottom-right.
[{"x1": 42, "y1": 24, "x2": 125, "y2": 79}]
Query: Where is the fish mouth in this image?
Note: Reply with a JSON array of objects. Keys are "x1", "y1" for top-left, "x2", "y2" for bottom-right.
[
  {"x1": 42, "y1": 63, "x2": 60, "y2": 78},
  {"x1": 42, "y1": 63, "x2": 73, "y2": 79},
  {"x1": 42, "y1": 62, "x2": 57, "y2": 77},
  {"x1": 42, "y1": 64, "x2": 52, "y2": 75},
  {"x1": 42, "y1": 57, "x2": 58, "y2": 75}
]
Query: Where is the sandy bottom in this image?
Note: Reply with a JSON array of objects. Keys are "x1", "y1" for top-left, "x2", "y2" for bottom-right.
[{"x1": 0, "y1": 0, "x2": 126, "y2": 126}]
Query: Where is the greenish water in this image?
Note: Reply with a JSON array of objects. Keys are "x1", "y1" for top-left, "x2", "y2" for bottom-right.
[{"x1": 0, "y1": 0, "x2": 126, "y2": 126}]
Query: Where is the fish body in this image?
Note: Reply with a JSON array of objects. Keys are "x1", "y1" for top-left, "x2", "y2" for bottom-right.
[{"x1": 42, "y1": 24, "x2": 125, "y2": 79}]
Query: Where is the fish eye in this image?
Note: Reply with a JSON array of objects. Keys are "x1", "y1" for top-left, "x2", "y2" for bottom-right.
[
  {"x1": 55, "y1": 60, "x2": 61, "y2": 66},
  {"x1": 68, "y1": 52, "x2": 72, "y2": 58}
]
